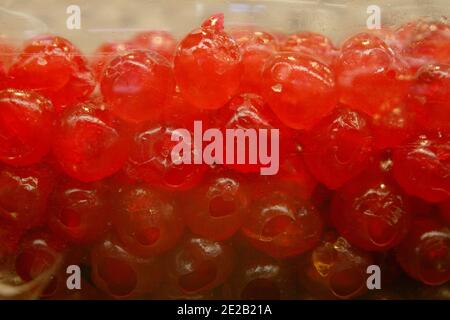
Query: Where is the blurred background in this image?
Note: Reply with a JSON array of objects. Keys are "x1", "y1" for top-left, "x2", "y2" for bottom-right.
[{"x1": 0, "y1": 0, "x2": 449, "y2": 54}]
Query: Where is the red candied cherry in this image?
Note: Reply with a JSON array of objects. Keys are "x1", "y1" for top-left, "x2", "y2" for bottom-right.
[
  {"x1": 231, "y1": 253, "x2": 295, "y2": 299},
  {"x1": 53, "y1": 101, "x2": 129, "y2": 182},
  {"x1": 183, "y1": 171, "x2": 248, "y2": 241},
  {"x1": 335, "y1": 32, "x2": 412, "y2": 116},
  {"x1": 166, "y1": 235, "x2": 234, "y2": 294},
  {"x1": 215, "y1": 93, "x2": 284, "y2": 174},
  {"x1": 228, "y1": 26, "x2": 278, "y2": 93},
  {"x1": 0, "y1": 164, "x2": 54, "y2": 229},
  {"x1": 301, "y1": 107, "x2": 373, "y2": 190},
  {"x1": 174, "y1": 14, "x2": 242, "y2": 110},
  {"x1": 395, "y1": 20, "x2": 450, "y2": 70},
  {"x1": 90, "y1": 41, "x2": 130, "y2": 80},
  {"x1": 113, "y1": 185, "x2": 184, "y2": 257},
  {"x1": 91, "y1": 236, "x2": 162, "y2": 299},
  {"x1": 281, "y1": 32, "x2": 338, "y2": 66},
  {"x1": 298, "y1": 234, "x2": 374, "y2": 299},
  {"x1": 101, "y1": 50, "x2": 174, "y2": 123},
  {"x1": 241, "y1": 181, "x2": 323, "y2": 258},
  {"x1": 0, "y1": 218, "x2": 24, "y2": 258},
  {"x1": 127, "y1": 30, "x2": 177, "y2": 60},
  {"x1": 396, "y1": 216, "x2": 450, "y2": 285},
  {"x1": 408, "y1": 64, "x2": 450, "y2": 133},
  {"x1": 48, "y1": 180, "x2": 110, "y2": 244},
  {"x1": 393, "y1": 132, "x2": 450, "y2": 203},
  {"x1": 0, "y1": 89, "x2": 54, "y2": 166},
  {"x1": 330, "y1": 172, "x2": 411, "y2": 251},
  {"x1": 15, "y1": 229, "x2": 67, "y2": 296},
  {"x1": 124, "y1": 124, "x2": 206, "y2": 191},
  {"x1": 261, "y1": 52, "x2": 337, "y2": 130},
  {"x1": 9, "y1": 35, "x2": 95, "y2": 112}
]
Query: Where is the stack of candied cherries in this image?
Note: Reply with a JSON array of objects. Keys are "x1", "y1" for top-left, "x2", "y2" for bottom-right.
[{"x1": 0, "y1": 14, "x2": 449, "y2": 299}]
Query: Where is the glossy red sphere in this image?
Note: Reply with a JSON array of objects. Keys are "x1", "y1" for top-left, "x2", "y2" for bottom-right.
[
  {"x1": 15, "y1": 229, "x2": 66, "y2": 283},
  {"x1": 335, "y1": 32, "x2": 412, "y2": 116},
  {"x1": 183, "y1": 171, "x2": 248, "y2": 241},
  {"x1": 91, "y1": 235, "x2": 162, "y2": 299},
  {"x1": 299, "y1": 234, "x2": 374, "y2": 299},
  {"x1": 166, "y1": 235, "x2": 234, "y2": 294},
  {"x1": 241, "y1": 181, "x2": 323, "y2": 258},
  {"x1": 49, "y1": 180, "x2": 110, "y2": 244},
  {"x1": 174, "y1": 15, "x2": 242, "y2": 110},
  {"x1": 395, "y1": 20, "x2": 450, "y2": 71},
  {"x1": 91, "y1": 41, "x2": 130, "y2": 80},
  {"x1": 408, "y1": 64, "x2": 450, "y2": 133},
  {"x1": 124, "y1": 124, "x2": 206, "y2": 191},
  {"x1": 302, "y1": 107, "x2": 373, "y2": 190},
  {"x1": 0, "y1": 89, "x2": 54, "y2": 166},
  {"x1": 53, "y1": 102, "x2": 129, "y2": 182},
  {"x1": 396, "y1": 216, "x2": 450, "y2": 285},
  {"x1": 261, "y1": 52, "x2": 337, "y2": 130},
  {"x1": 331, "y1": 173, "x2": 411, "y2": 251},
  {"x1": 101, "y1": 50, "x2": 174, "y2": 123},
  {"x1": 393, "y1": 133, "x2": 450, "y2": 203},
  {"x1": 9, "y1": 35, "x2": 95, "y2": 112},
  {"x1": 0, "y1": 164, "x2": 54, "y2": 229},
  {"x1": 113, "y1": 185, "x2": 184, "y2": 257}
]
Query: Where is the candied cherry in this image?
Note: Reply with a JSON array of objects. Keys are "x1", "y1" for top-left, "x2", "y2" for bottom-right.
[
  {"x1": 228, "y1": 26, "x2": 278, "y2": 93},
  {"x1": 231, "y1": 252, "x2": 295, "y2": 299},
  {"x1": 174, "y1": 14, "x2": 242, "y2": 110},
  {"x1": 0, "y1": 164, "x2": 54, "y2": 229},
  {"x1": 241, "y1": 181, "x2": 323, "y2": 258},
  {"x1": 215, "y1": 93, "x2": 284, "y2": 174},
  {"x1": 261, "y1": 52, "x2": 337, "y2": 130},
  {"x1": 101, "y1": 50, "x2": 174, "y2": 123},
  {"x1": 395, "y1": 20, "x2": 450, "y2": 70},
  {"x1": 9, "y1": 35, "x2": 95, "y2": 112},
  {"x1": 0, "y1": 89, "x2": 54, "y2": 166},
  {"x1": 48, "y1": 180, "x2": 110, "y2": 244},
  {"x1": 298, "y1": 234, "x2": 374, "y2": 299},
  {"x1": 335, "y1": 32, "x2": 412, "y2": 116},
  {"x1": 330, "y1": 172, "x2": 411, "y2": 251},
  {"x1": 301, "y1": 107, "x2": 373, "y2": 190},
  {"x1": 183, "y1": 171, "x2": 248, "y2": 241},
  {"x1": 408, "y1": 64, "x2": 450, "y2": 133},
  {"x1": 393, "y1": 132, "x2": 450, "y2": 203},
  {"x1": 91, "y1": 41, "x2": 130, "y2": 80},
  {"x1": 166, "y1": 235, "x2": 234, "y2": 294},
  {"x1": 124, "y1": 124, "x2": 206, "y2": 191},
  {"x1": 281, "y1": 31, "x2": 337, "y2": 66},
  {"x1": 396, "y1": 216, "x2": 450, "y2": 285},
  {"x1": 440, "y1": 201, "x2": 450, "y2": 224},
  {"x1": 127, "y1": 30, "x2": 177, "y2": 60},
  {"x1": 15, "y1": 230, "x2": 66, "y2": 292},
  {"x1": 113, "y1": 185, "x2": 184, "y2": 257},
  {"x1": 53, "y1": 101, "x2": 129, "y2": 182},
  {"x1": 91, "y1": 235, "x2": 162, "y2": 299}
]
